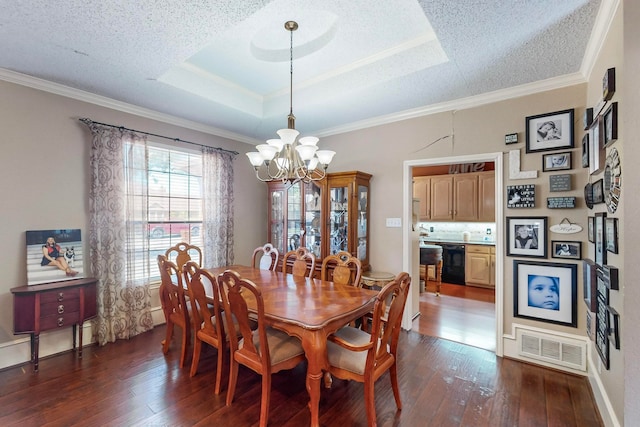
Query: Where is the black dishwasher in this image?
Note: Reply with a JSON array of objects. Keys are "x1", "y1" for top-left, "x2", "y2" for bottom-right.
[{"x1": 441, "y1": 244, "x2": 466, "y2": 285}]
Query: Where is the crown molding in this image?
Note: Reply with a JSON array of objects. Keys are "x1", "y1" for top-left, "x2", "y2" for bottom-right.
[
  {"x1": 317, "y1": 72, "x2": 587, "y2": 137},
  {"x1": 0, "y1": 68, "x2": 260, "y2": 145},
  {"x1": 580, "y1": 0, "x2": 620, "y2": 80}
]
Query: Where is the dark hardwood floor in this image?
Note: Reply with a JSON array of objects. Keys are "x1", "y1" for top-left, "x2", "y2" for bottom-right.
[
  {"x1": 413, "y1": 281, "x2": 496, "y2": 352},
  {"x1": 0, "y1": 323, "x2": 602, "y2": 426}
]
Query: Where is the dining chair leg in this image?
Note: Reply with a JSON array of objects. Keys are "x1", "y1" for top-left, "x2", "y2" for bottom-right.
[
  {"x1": 162, "y1": 321, "x2": 174, "y2": 354},
  {"x1": 214, "y1": 346, "x2": 224, "y2": 395},
  {"x1": 259, "y1": 374, "x2": 272, "y2": 427},
  {"x1": 226, "y1": 360, "x2": 239, "y2": 406},
  {"x1": 190, "y1": 339, "x2": 202, "y2": 377},
  {"x1": 390, "y1": 363, "x2": 402, "y2": 410},
  {"x1": 364, "y1": 379, "x2": 377, "y2": 427},
  {"x1": 179, "y1": 328, "x2": 189, "y2": 368}
]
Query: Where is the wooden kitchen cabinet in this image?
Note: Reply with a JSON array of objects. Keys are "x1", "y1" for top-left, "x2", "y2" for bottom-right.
[
  {"x1": 430, "y1": 175, "x2": 454, "y2": 220},
  {"x1": 413, "y1": 176, "x2": 431, "y2": 220},
  {"x1": 453, "y1": 174, "x2": 478, "y2": 221},
  {"x1": 489, "y1": 246, "x2": 496, "y2": 287},
  {"x1": 267, "y1": 171, "x2": 371, "y2": 271},
  {"x1": 478, "y1": 171, "x2": 496, "y2": 222},
  {"x1": 465, "y1": 245, "x2": 494, "y2": 288},
  {"x1": 11, "y1": 278, "x2": 98, "y2": 372}
]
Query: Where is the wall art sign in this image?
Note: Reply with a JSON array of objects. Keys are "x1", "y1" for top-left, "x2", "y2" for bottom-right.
[
  {"x1": 513, "y1": 260, "x2": 577, "y2": 327},
  {"x1": 526, "y1": 109, "x2": 575, "y2": 153},
  {"x1": 547, "y1": 197, "x2": 576, "y2": 209},
  {"x1": 26, "y1": 228, "x2": 84, "y2": 285},
  {"x1": 550, "y1": 218, "x2": 582, "y2": 234},
  {"x1": 505, "y1": 133, "x2": 518, "y2": 144},
  {"x1": 508, "y1": 150, "x2": 538, "y2": 180},
  {"x1": 549, "y1": 174, "x2": 571, "y2": 192},
  {"x1": 507, "y1": 184, "x2": 535, "y2": 208}
]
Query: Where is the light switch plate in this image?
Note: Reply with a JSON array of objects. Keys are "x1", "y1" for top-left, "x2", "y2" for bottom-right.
[{"x1": 386, "y1": 218, "x2": 402, "y2": 227}]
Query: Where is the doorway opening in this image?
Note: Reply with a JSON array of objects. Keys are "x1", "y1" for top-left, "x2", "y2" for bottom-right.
[{"x1": 402, "y1": 152, "x2": 504, "y2": 356}]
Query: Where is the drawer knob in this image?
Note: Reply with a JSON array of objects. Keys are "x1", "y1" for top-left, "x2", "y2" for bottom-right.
[
  {"x1": 58, "y1": 304, "x2": 65, "y2": 314},
  {"x1": 57, "y1": 292, "x2": 64, "y2": 302},
  {"x1": 57, "y1": 317, "x2": 64, "y2": 327}
]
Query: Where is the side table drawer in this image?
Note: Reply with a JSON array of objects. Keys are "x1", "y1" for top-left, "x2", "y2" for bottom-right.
[
  {"x1": 40, "y1": 312, "x2": 80, "y2": 330},
  {"x1": 40, "y1": 288, "x2": 80, "y2": 303},
  {"x1": 41, "y1": 299, "x2": 80, "y2": 317}
]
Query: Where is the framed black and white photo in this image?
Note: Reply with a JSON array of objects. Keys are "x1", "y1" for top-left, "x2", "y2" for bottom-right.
[
  {"x1": 605, "y1": 217, "x2": 618, "y2": 253},
  {"x1": 513, "y1": 260, "x2": 577, "y2": 327},
  {"x1": 542, "y1": 151, "x2": 572, "y2": 172},
  {"x1": 583, "y1": 259, "x2": 597, "y2": 312},
  {"x1": 595, "y1": 212, "x2": 607, "y2": 266},
  {"x1": 581, "y1": 133, "x2": 589, "y2": 168},
  {"x1": 603, "y1": 67, "x2": 616, "y2": 101},
  {"x1": 507, "y1": 184, "x2": 535, "y2": 208},
  {"x1": 526, "y1": 109, "x2": 575, "y2": 153},
  {"x1": 588, "y1": 216, "x2": 595, "y2": 242},
  {"x1": 592, "y1": 179, "x2": 604, "y2": 204},
  {"x1": 589, "y1": 116, "x2": 604, "y2": 175},
  {"x1": 506, "y1": 216, "x2": 548, "y2": 258},
  {"x1": 583, "y1": 108, "x2": 594, "y2": 130},
  {"x1": 603, "y1": 102, "x2": 618, "y2": 148},
  {"x1": 551, "y1": 240, "x2": 581, "y2": 260}
]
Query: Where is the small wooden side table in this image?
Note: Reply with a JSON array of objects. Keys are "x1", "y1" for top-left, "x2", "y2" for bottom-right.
[{"x1": 11, "y1": 278, "x2": 98, "y2": 372}]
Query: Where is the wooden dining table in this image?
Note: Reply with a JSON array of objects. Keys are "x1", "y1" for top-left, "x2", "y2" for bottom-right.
[{"x1": 205, "y1": 265, "x2": 378, "y2": 427}]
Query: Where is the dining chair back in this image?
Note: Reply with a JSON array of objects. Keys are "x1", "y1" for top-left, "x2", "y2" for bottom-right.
[
  {"x1": 157, "y1": 254, "x2": 191, "y2": 368},
  {"x1": 252, "y1": 243, "x2": 279, "y2": 271},
  {"x1": 282, "y1": 247, "x2": 316, "y2": 278},
  {"x1": 325, "y1": 272, "x2": 411, "y2": 426},
  {"x1": 218, "y1": 269, "x2": 306, "y2": 427},
  {"x1": 321, "y1": 251, "x2": 363, "y2": 287},
  {"x1": 182, "y1": 261, "x2": 227, "y2": 393},
  {"x1": 165, "y1": 242, "x2": 202, "y2": 271}
]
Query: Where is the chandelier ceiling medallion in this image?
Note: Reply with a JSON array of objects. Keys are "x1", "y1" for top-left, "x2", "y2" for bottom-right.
[{"x1": 246, "y1": 21, "x2": 336, "y2": 183}]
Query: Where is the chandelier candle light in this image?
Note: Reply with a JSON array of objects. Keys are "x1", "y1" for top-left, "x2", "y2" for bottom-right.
[{"x1": 246, "y1": 21, "x2": 336, "y2": 183}]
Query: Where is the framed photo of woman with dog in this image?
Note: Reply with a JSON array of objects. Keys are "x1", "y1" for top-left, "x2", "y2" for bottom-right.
[{"x1": 25, "y1": 228, "x2": 84, "y2": 285}]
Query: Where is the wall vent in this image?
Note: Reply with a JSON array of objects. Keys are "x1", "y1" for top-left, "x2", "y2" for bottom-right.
[{"x1": 517, "y1": 328, "x2": 586, "y2": 371}]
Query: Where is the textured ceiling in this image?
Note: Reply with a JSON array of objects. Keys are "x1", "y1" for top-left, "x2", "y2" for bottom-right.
[{"x1": 0, "y1": 0, "x2": 603, "y2": 144}]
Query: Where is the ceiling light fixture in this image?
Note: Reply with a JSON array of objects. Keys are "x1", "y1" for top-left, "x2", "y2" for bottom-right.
[{"x1": 246, "y1": 21, "x2": 335, "y2": 183}]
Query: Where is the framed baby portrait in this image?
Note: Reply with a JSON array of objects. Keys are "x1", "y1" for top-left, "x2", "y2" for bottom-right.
[
  {"x1": 526, "y1": 109, "x2": 574, "y2": 153},
  {"x1": 513, "y1": 260, "x2": 578, "y2": 327},
  {"x1": 551, "y1": 240, "x2": 581, "y2": 260},
  {"x1": 542, "y1": 151, "x2": 572, "y2": 172},
  {"x1": 506, "y1": 216, "x2": 548, "y2": 258}
]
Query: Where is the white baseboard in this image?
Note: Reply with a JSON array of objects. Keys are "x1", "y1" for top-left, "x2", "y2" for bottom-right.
[{"x1": 0, "y1": 305, "x2": 165, "y2": 371}]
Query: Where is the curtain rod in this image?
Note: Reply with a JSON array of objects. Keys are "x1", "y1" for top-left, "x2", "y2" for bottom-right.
[{"x1": 79, "y1": 118, "x2": 239, "y2": 156}]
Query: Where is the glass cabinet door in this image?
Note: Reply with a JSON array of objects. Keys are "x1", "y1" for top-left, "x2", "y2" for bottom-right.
[
  {"x1": 329, "y1": 185, "x2": 348, "y2": 254},
  {"x1": 269, "y1": 189, "x2": 284, "y2": 255},
  {"x1": 304, "y1": 181, "x2": 323, "y2": 258},
  {"x1": 357, "y1": 184, "x2": 368, "y2": 261},
  {"x1": 286, "y1": 182, "x2": 302, "y2": 252}
]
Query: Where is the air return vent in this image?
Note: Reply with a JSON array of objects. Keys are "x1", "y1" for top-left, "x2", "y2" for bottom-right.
[{"x1": 517, "y1": 328, "x2": 586, "y2": 371}]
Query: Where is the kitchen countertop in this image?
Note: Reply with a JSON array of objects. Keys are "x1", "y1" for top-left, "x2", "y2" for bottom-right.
[{"x1": 420, "y1": 238, "x2": 495, "y2": 246}]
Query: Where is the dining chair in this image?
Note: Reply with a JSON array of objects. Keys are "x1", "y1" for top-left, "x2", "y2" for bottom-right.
[
  {"x1": 325, "y1": 272, "x2": 411, "y2": 427},
  {"x1": 218, "y1": 269, "x2": 306, "y2": 427},
  {"x1": 282, "y1": 246, "x2": 316, "y2": 278},
  {"x1": 182, "y1": 261, "x2": 229, "y2": 394},
  {"x1": 320, "y1": 251, "x2": 363, "y2": 287},
  {"x1": 165, "y1": 242, "x2": 202, "y2": 271},
  {"x1": 157, "y1": 254, "x2": 191, "y2": 368},
  {"x1": 252, "y1": 243, "x2": 279, "y2": 271}
]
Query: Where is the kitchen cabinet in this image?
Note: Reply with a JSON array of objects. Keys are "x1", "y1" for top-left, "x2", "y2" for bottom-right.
[
  {"x1": 413, "y1": 176, "x2": 431, "y2": 220},
  {"x1": 415, "y1": 171, "x2": 495, "y2": 222},
  {"x1": 465, "y1": 245, "x2": 495, "y2": 288},
  {"x1": 267, "y1": 171, "x2": 371, "y2": 271},
  {"x1": 478, "y1": 171, "x2": 496, "y2": 222}
]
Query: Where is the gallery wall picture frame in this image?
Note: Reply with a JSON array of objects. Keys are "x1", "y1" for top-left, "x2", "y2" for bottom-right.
[
  {"x1": 507, "y1": 184, "x2": 535, "y2": 208},
  {"x1": 588, "y1": 216, "x2": 595, "y2": 242},
  {"x1": 602, "y1": 265, "x2": 619, "y2": 290},
  {"x1": 551, "y1": 240, "x2": 581, "y2": 260},
  {"x1": 608, "y1": 306, "x2": 620, "y2": 350},
  {"x1": 542, "y1": 151, "x2": 572, "y2": 172},
  {"x1": 605, "y1": 217, "x2": 618, "y2": 253},
  {"x1": 583, "y1": 108, "x2": 594, "y2": 130},
  {"x1": 603, "y1": 67, "x2": 616, "y2": 101},
  {"x1": 594, "y1": 212, "x2": 607, "y2": 266},
  {"x1": 604, "y1": 147, "x2": 621, "y2": 214},
  {"x1": 583, "y1": 259, "x2": 597, "y2": 312},
  {"x1": 506, "y1": 216, "x2": 548, "y2": 258},
  {"x1": 585, "y1": 183, "x2": 594, "y2": 209},
  {"x1": 581, "y1": 133, "x2": 589, "y2": 168},
  {"x1": 526, "y1": 109, "x2": 575, "y2": 153},
  {"x1": 592, "y1": 179, "x2": 604, "y2": 204},
  {"x1": 589, "y1": 116, "x2": 604, "y2": 175},
  {"x1": 603, "y1": 102, "x2": 618, "y2": 148},
  {"x1": 513, "y1": 260, "x2": 577, "y2": 327},
  {"x1": 25, "y1": 228, "x2": 85, "y2": 285}
]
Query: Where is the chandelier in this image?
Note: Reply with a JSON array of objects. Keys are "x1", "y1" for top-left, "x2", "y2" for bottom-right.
[{"x1": 246, "y1": 21, "x2": 336, "y2": 183}]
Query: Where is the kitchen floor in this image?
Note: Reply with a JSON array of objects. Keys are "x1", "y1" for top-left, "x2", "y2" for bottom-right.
[{"x1": 412, "y1": 280, "x2": 496, "y2": 352}]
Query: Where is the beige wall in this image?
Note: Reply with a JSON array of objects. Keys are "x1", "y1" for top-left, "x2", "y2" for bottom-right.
[{"x1": 0, "y1": 80, "x2": 267, "y2": 351}]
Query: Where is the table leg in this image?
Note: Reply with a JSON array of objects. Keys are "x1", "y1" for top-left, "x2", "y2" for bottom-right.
[
  {"x1": 33, "y1": 333, "x2": 40, "y2": 372},
  {"x1": 300, "y1": 331, "x2": 328, "y2": 427}
]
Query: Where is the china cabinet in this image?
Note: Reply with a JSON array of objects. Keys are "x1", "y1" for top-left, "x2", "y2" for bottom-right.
[{"x1": 267, "y1": 171, "x2": 371, "y2": 271}]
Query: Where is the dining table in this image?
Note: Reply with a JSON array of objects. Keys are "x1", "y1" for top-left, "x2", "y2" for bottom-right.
[{"x1": 205, "y1": 265, "x2": 378, "y2": 427}]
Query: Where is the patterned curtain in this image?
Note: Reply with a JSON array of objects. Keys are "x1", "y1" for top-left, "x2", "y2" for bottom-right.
[
  {"x1": 202, "y1": 146, "x2": 235, "y2": 268},
  {"x1": 86, "y1": 123, "x2": 153, "y2": 345}
]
